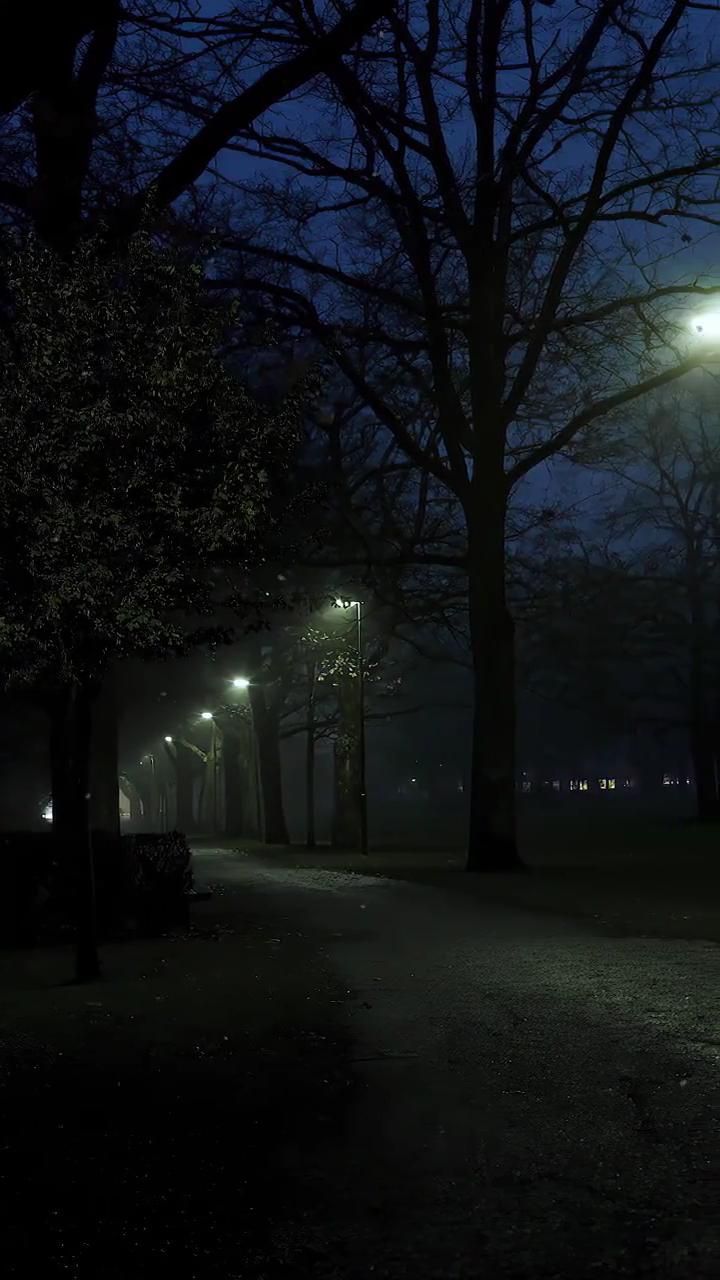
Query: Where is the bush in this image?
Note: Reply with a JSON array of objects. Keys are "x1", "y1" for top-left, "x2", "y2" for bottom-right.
[
  {"x1": 0, "y1": 828, "x2": 193, "y2": 945},
  {"x1": 124, "y1": 830, "x2": 193, "y2": 932},
  {"x1": 0, "y1": 832, "x2": 57, "y2": 945}
]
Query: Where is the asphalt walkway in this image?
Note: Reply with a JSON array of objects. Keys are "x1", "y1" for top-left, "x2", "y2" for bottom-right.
[{"x1": 191, "y1": 846, "x2": 720, "y2": 1279}]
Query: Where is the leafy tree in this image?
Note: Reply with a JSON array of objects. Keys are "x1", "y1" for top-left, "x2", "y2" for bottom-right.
[
  {"x1": 0, "y1": 0, "x2": 394, "y2": 845},
  {"x1": 0, "y1": 226, "x2": 300, "y2": 978}
]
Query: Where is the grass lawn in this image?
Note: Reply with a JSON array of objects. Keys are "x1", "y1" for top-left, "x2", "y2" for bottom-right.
[{"x1": 0, "y1": 889, "x2": 354, "y2": 1279}]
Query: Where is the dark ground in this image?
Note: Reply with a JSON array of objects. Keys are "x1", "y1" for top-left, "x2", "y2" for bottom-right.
[{"x1": 2, "y1": 815, "x2": 720, "y2": 1277}]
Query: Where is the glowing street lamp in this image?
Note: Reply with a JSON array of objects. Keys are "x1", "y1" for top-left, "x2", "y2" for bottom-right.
[
  {"x1": 689, "y1": 311, "x2": 720, "y2": 341},
  {"x1": 164, "y1": 735, "x2": 173, "y2": 743},
  {"x1": 200, "y1": 710, "x2": 213, "y2": 721},
  {"x1": 232, "y1": 676, "x2": 250, "y2": 689}
]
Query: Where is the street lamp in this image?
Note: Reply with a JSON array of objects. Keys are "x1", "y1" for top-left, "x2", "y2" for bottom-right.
[
  {"x1": 200, "y1": 710, "x2": 213, "y2": 720},
  {"x1": 689, "y1": 311, "x2": 720, "y2": 340},
  {"x1": 335, "y1": 597, "x2": 368, "y2": 856},
  {"x1": 232, "y1": 676, "x2": 250, "y2": 689},
  {"x1": 164, "y1": 735, "x2": 173, "y2": 743}
]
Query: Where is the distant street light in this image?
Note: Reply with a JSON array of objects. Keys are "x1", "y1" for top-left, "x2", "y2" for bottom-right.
[
  {"x1": 232, "y1": 676, "x2": 250, "y2": 689},
  {"x1": 200, "y1": 710, "x2": 213, "y2": 720},
  {"x1": 335, "y1": 596, "x2": 368, "y2": 856},
  {"x1": 164, "y1": 735, "x2": 173, "y2": 743}
]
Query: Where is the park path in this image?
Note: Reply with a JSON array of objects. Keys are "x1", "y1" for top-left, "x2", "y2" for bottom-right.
[{"x1": 195, "y1": 845, "x2": 720, "y2": 1279}]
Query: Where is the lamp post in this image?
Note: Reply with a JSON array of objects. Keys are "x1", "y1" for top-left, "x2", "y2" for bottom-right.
[
  {"x1": 199, "y1": 711, "x2": 220, "y2": 835},
  {"x1": 142, "y1": 753, "x2": 158, "y2": 830},
  {"x1": 336, "y1": 598, "x2": 368, "y2": 856},
  {"x1": 689, "y1": 312, "x2": 720, "y2": 341}
]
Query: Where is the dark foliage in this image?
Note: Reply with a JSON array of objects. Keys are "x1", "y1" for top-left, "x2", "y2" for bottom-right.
[{"x1": 0, "y1": 829, "x2": 193, "y2": 946}]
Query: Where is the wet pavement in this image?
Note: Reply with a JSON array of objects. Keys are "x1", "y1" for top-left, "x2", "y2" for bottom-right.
[{"x1": 195, "y1": 847, "x2": 720, "y2": 1279}]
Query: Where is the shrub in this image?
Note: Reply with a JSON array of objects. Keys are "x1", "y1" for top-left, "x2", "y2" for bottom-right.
[
  {"x1": 123, "y1": 830, "x2": 193, "y2": 932},
  {"x1": 0, "y1": 832, "x2": 57, "y2": 945},
  {"x1": 0, "y1": 828, "x2": 193, "y2": 945}
]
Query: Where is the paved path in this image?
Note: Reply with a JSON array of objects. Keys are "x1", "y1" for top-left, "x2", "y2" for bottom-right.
[{"x1": 194, "y1": 847, "x2": 720, "y2": 1279}]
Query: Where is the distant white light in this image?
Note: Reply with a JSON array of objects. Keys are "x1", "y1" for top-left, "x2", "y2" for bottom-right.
[
  {"x1": 200, "y1": 711, "x2": 213, "y2": 720},
  {"x1": 232, "y1": 676, "x2": 249, "y2": 690},
  {"x1": 164, "y1": 735, "x2": 173, "y2": 743},
  {"x1": 689, "y1": 312, "x2": 720, "y2": 340},
  {"x1": 42, "y1": 802, "x2": 52, "y2": 822}
]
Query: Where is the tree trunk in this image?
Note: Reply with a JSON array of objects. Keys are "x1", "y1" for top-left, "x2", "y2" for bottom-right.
[
  {"x1": 241, "y1": 719, "x2": 262, "y2": 837},
  {"x1": 331, "y1": 671, "x2": 361, "y2": 850},
  {"x1": 88, "y1": 666, "x2": 120, "y2": 843},
  {"x1": 466, "y1": 517, "x2": 525, "y2": 872},
  {"x1": 224, "y1": 735, "x2": 245, "y2": 837},
  {"x1": 306, "y1": 659, "x2": 317, "y2": 849},
  {"x1": 172, "y1": 743, "x2": 196, "y2": 835},
  {"x1": 50, "y1": 680, "x2": 100, "y2": 981},
  {"x1": 124, "y1": 777, "x2": 143, "y2": 822},
  {"x1": 135, "y1": 778, "x2": 153, "y2": 828},
  {"x1": 690, "y1": 722, "x2": 720, "y2": 821},
  {"x1": 158, "y1": 782, "x2": 168, "y2": 833},
  {"x1": 228, "y1": 717, "x2": 259, "y2": 838},
  {"x1": 209, "y1": 720, "x2": 223, "y2": 836},
  {"x1": 687, "y1": 573, "x2": 718, "y2": 820},
  {"x1": 248, "y1": 685, "x2": 289, "y2": 845}
]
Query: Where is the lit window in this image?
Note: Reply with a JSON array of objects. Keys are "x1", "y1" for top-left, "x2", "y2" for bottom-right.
[
  {"x1": 569, "y1": 780, "x2": 578, "y2": 792},
  {"x1": 579, "y1": 780, "x2": 589, "y2": 792},
  {"x1": 662, "y1": 774, "x2": 671, "y2": 787},
  {"x1": 608, "y1": 778, "x2": 616, "y2": 790},
  {"x1": 599, "y1": 778, "x2": 607, "y2": 790}
]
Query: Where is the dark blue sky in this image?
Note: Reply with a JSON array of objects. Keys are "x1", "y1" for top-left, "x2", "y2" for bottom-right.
[{"x1": 188, "y1": 2, "x2": 720, "y2": 537}]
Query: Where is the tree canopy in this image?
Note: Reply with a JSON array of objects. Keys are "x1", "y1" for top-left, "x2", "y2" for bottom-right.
[{"x1": 0, "y1": 226, "x2": 300, "y2": 691}]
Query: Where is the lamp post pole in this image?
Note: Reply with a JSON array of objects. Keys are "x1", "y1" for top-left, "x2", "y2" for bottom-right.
[
  {"x1": 149, "y1": 753, "x2": 157, "y2": 831},
  {"x1": 356, "y1": 601, "x2": 368, "y2": 856},
  {"x1": 212, "y1": 719, "x2": 220, "y2": 836}
]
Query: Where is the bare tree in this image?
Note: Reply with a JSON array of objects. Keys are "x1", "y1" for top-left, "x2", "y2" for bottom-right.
[
  {"x1": 593, "y1": 382, "x2": 720, "y2": 817},
  {"x1": 0, "y1": 1, "x2": 394, "y2": 249},
  {"x1": 206, "y1": 0, "x2": 720, "y2": 868}
]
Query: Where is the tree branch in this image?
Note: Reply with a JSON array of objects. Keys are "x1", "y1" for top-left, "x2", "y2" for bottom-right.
[{"x1": 115, "y1": 0, "x2": 393, "y2": 233}]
